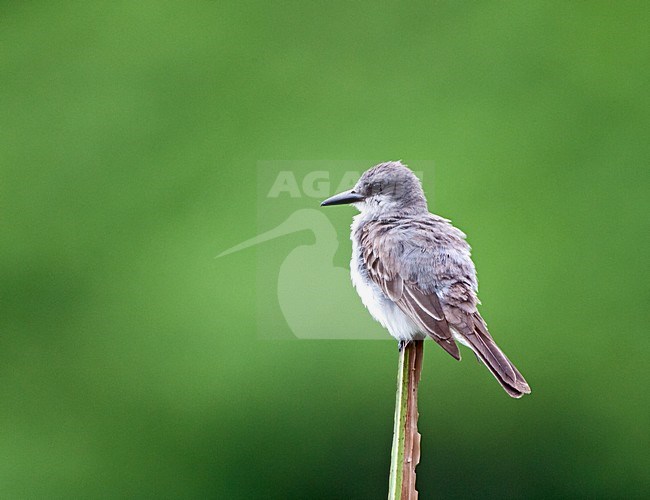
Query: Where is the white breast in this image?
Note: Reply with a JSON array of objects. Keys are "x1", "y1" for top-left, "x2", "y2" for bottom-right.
[{"x1": 350, "y1": 218, "x2": 423, "y2": 342}]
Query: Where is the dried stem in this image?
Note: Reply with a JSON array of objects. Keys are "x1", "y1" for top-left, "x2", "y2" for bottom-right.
[{"x1": 388, "y1": 340, "x2": 424, "y2": 500}]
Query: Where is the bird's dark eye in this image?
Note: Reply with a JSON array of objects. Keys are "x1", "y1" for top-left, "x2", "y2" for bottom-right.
[{"x1": 371, "y1": 182, "x2": 382, "y2": 195}]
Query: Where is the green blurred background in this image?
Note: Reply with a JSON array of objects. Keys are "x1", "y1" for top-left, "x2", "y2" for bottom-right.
[{"x1": 2, "y1": 1, "x2": 649, "y2": 498}]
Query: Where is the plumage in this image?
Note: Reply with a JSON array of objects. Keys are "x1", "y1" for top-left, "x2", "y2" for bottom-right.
[{"x1": 322, "y1": 161, "x2": 531, "y2": 398}]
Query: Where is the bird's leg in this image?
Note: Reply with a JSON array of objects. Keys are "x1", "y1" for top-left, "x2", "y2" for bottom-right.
[{"x1": 398, "y1": 340, "x2": 410, "y2": 352}]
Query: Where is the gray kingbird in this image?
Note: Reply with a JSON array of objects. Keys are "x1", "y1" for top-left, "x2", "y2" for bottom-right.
[{"x1": 321, "y1": 161, "x2": 531, "y2": 398}]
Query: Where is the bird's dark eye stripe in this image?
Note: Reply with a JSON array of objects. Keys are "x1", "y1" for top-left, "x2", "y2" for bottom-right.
[{"x1": 367, "y1": 182, "x2": 382, "y2": 194}]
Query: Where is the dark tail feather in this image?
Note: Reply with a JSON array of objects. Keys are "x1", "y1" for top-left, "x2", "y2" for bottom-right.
[{"x1": 461, "y1": 314, "x2": 531, "y2": 398}]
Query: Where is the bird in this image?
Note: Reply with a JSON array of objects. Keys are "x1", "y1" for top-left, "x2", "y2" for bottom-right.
[{"x1": 320, "y1": 161, "x2": 531, "y2": 398}]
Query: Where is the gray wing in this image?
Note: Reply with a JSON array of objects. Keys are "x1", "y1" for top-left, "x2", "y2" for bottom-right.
[
  {"x1": 358, "y1": 219, "x2": 461, "y2": 360},
  {"x1": 360, "y1": 216, "x2": 531, "y2": 397}
]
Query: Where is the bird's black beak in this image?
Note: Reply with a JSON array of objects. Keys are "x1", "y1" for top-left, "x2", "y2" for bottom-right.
[{"x1": 320, "y1": 189, "x2": 365, "y2": 207}]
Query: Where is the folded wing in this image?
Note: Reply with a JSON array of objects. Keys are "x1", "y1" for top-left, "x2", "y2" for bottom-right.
[{"x1": 360, "y1": 222, "x2": 461, "y2": 360}]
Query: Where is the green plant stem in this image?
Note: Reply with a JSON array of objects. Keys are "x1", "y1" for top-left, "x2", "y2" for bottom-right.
[{"x1": 388, "y1": 340, "x2": 424, "y2": 500}]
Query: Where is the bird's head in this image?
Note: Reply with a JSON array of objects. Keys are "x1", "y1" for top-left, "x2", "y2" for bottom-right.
[{"x1": 321, "y1": 161, "x2": 428, "y2": 217}]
